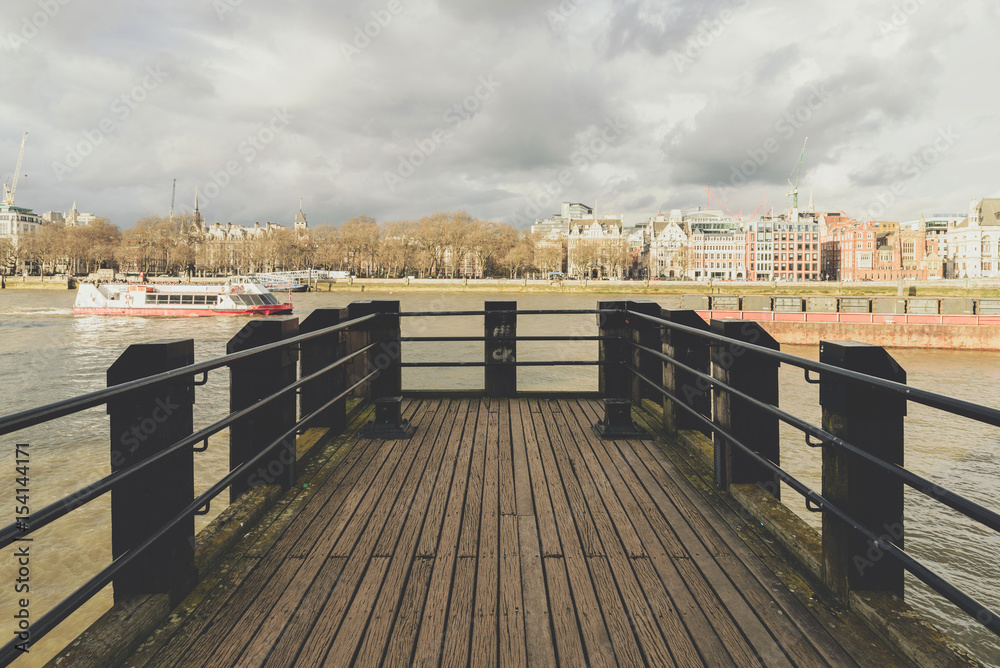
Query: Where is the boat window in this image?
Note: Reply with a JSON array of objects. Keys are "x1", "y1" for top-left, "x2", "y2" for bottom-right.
[
  {"x1": 248, "y1": 294, "x2": 264, "y2": 305},
  {"x1": 168, "y1": 295, "x2": 181, "y2": 304},
  {"x1": 193, "y1": 295, "x2": 206, "y2": 305},
  {"x1": 263, "y1": 294, "x2": 278, "y2": 304},
  {"x1": 231, "y1": 294, "x2": 248, "y2": 305},
  {"x1": 182, "y1": 295, "x2": 194, "y2": 304}
]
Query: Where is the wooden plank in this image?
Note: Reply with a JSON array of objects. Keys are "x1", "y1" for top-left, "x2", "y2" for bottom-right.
[
  {"x1": 322, "y1": 557, "x2": 392, "y2": 666},
  {"x1": 520, "y1": 399, "x2": 561, "y2": 558},
  {"x1": 499, "y1": 515, "x2": 526, "y2": 668},
  {"x1": 552, "y1": 401, "x2": 673, "y2": 667},
  {"x1": 377, "y1": 558, "x2": 434, "y2": 668},
  {"x1": 536, "y1": 401, "x2": 603, "y2": 557},
  {"x1": 529, "y1": 402, "x2": 615, "y2": 667},
  {"x1": 441, "y1": 557, "x2": 477, "y2": 668},
  {"x1": 282, "y1": 402, "x2": 446, "y2": 667},
  {"x1": 517, "y1": 516, "x2": 556, "y2": 668},
  {"x1": 458, "y1": 399, "x2": 491, "y2": 557},
  {"x1": 167, "y1": 435, "x2": 400, "y2": 667},
  {"x1": 542, "y1": 556, "x2": 587, "y2": 667},
  {"x1": 508, "y1": 399, "x2": 535, "y2": 517},
  {"x1": 631, "y1": 557, "x2": 705, "y2": 667},
  {"x1": 588, "y1": 556, "x2": 646, "y2": 666},
  {"x1": 415, "y1": 399, "x2": 473, "y2": 558},
  {"x1": 353, "y1": 400, "x2": 460, "y2": 664},
  {"x1": 471, "y1": 402, "x2": 501, "y2": 667},
  {"x1": 498, "y1": 398, "x2": 517, "y2": 516},
  {"x1": 412, "y1": 401, "x2": 480, "y2": 667}
]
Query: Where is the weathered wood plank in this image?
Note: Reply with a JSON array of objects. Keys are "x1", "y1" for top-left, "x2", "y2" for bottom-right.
[
  {"x1": 499, "y1": 398, "x2": 517, "y2": 517},
  {"x1": 441, "y1": 557, "x2": 477, "y2": 668},
  {"x1": 322, "y1": 556, "x2": 392, "y2": 666},
  {"x1": 588, "y1": 556, "x2": 646, "y2": 666},
  {"x1": 542, "y1": 556, "x2": 587, "y2": 667},
  {"x1": 458, "y1": 400, "x2": 491, "y2": 557},
  {"x1": 508, "y1": 399, "x2": 535, "y2": 517},
  {"x1": 471, "y1": 402, "x2": 501, "y2": 667},
  {"x1": 517, "y1": 516, "x2": 556, "y2": 668},
  {"x1": 520, "y1": 399, "x2": 561, "y2": 558},
  {"x1": 499, "y1": 515, "x2": 526, "y2": 668},
  {"x1": 377, "y1": 557, "x2": 434, "y2": 667}
]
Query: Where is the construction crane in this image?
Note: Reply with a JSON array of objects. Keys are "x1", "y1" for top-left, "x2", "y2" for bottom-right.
[
  {"x1": 3, "y1": 132, "x2": 28, "y2": 206},
  {"x1": 786, "y1": 137, "x2": 808, "y2": 220},
  {"x1": 169, "y1": 179, "x2": 176, "y2": 224}
]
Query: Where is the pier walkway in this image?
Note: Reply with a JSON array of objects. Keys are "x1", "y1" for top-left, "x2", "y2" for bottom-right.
[{"x1": 124, "y1": 398, "x2": 902, "y2": 667}]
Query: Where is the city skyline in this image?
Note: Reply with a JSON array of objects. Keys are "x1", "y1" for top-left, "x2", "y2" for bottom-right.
[{"x1": 1, "y1": 0, "x2": 998, "y2": 229}]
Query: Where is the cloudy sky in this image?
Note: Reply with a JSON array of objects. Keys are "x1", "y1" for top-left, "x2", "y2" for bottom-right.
[{"x1": 1, "y1": 0, "x2": 998, "y2": 230}]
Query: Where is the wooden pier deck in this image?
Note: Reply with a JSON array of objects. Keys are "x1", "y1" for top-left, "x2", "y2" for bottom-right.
[{"x1": 124, "y1": 398, "x2": 907, "y2": 667}]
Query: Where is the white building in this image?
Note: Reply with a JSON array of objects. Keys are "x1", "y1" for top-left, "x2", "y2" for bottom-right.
[
  {"x1": 644, "y1": 212, "x2": 688, "y2": 279},
  {"x1": 947, "y1": 198, "x2": 1000, "y2": 279}
]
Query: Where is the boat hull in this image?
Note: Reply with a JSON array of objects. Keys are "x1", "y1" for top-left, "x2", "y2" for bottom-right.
[{"x1": 72, "y1": 304, "x2": 293, "y2": 317}]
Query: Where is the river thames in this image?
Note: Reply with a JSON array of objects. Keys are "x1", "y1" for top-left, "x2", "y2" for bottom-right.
[{"x1": 1, "y1": 289, "x2": 998, "y2": 666}]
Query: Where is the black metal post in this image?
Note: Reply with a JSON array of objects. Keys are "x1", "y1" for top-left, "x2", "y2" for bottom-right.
[
  {"x1": 349, "y1": 300, "x2": 413, "y2": 438},
  {"x1": 595, "y1": 300, "x2": 644, "y2": 438},
  {"x1": 107, "y1": 339, "x2": 196, "y2": 603},
  {"x1": 228, "y1": 317, "x2": 299, "y2": 501},
  {"x1": 709, "y1": 320, "x2": 780, "y2": 497},
  {"x1": 300, "y1": 306, "x2": 348, "y2": 435},
  {"x1": 485, "y1": 300, "x2": 517, "y2": 397},
  {"x1": 819, "y1": 340, "x2": 906, "y2": 600},
  {"x1": 660, "y1": 309, "x2": 712, "y2": 436},
  {"x1": 628, "y1": 300, "x2": 662, "y2": 406}
]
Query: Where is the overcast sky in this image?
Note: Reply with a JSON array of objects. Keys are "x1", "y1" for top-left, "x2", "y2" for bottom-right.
[{"x1": 1, "y1": 0, "x2": 997, "y2": 230}]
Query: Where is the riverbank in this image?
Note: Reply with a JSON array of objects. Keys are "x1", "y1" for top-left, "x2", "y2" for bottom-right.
[
  {"x1": 0, "y1": 275, "x2": 74, "y2": 289},
  {"x1": 311, "y1": 277, "x2": 1000, "y2": 298}
]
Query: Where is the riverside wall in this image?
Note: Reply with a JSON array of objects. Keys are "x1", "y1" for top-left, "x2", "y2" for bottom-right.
[{"x1": 727, "y1": 320, "x2": 1000, "y2": 350}]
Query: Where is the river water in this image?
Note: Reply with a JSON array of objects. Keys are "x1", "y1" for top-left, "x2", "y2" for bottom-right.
[{"x1": 0, "y1": 288, "x2": 997, "y2": 666}]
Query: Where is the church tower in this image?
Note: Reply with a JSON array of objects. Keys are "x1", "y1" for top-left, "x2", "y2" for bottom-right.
[{"x1": 294, "y1": 197, "x2": 308, "y2": 232}]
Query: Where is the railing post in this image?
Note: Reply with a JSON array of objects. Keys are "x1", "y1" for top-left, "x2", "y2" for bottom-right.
[
  {"x1": 348, "y1": 300, "x2": 413, "y2": 438},
  {"x1": 628, "y1": 300, "x2": 662, "y2": 406},
  {"x1": 300, "y1": 306, "x2": 349, "y2": 435},
  {"x1": 107, "y1": 339, "x2": 196, "y2": 603},
  {"x1": 485, "y1": 300, "x2": 517, "y2": 397},
  {"x1": 660, "y1": 309, "x2": 712, "y2": 436},
  {"x1": 228, "y1": 317, "x2": 300, "y2": 502},
  {"x1": 595, "y1": 300, "x2": 644, "y2": 438},
  {"x1": 819, "y1": 340, "x2": 906, "y2": 600},
  {"x1": 709, "y1": 320, "x2": 780, "y2": 497}
]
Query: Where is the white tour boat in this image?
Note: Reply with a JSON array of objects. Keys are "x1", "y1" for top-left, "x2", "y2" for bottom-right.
[{"x1": 73, "y1": 278, "x2": 293, "y2": 316}]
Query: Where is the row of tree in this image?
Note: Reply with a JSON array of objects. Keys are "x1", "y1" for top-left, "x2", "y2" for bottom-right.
[{"x1": 2, "y1": 211, "x2": 637, "y2": 279}]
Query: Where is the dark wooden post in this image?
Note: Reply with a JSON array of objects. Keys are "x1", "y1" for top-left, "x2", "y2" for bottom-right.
[
  {"x1": 300, "y1": 306, "x2": 349, "y2": 435},
  {"x1": 107, "y1": 339, "x2": 196, "y2": 603},
  {"x1": 485, "y1": 301, "x2": 517, "y2": 397},
  {"x1": 628, "y1": 300, "x2": 662, "y2": 406},
  {"x1": 349, "y1": 300, "x2": 413, "y2": 438},
  {"x1": 595, "y1": 300, "x2": 644, "y2": 438},
  {"x1": 660, "y1": 309, "x2": 712, "y2": 436},
  {"x1": 228, "y1": 317, "x2": 299, "y2": 502},
  {"x1": 710, "y1": 320, "x2": 780, "y2": 497},
  {"x1": 819, "y1": 340, "x2": 906, "y2": 600}
]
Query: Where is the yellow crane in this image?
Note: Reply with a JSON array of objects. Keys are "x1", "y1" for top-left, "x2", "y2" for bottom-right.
[{"x1": 2, "y1": 132, "x2": 28, "y2": 206}]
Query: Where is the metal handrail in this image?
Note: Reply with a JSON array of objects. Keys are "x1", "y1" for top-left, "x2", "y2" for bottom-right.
[
  {"x1": 630, "y1": 366, "x2": 1000, "y2": 637},
  {"x1": 0, "y1": 312, "x2": 378, "y2": 437},
  {"x1": 399, "y1": 309, "x2": 606, "y2": 317},
  {"x1": 626, "y1": 308, "x2": 1000, "y2": 428},
  {"x1": 627, "y1": 340, "x2": 1000, "y2": 534},
  {"x1": 0, "y1": 368, "x2": 379, "y2": 666},
  {"x1": 0, "y1": 341, "x2": 380, "y2": 550}
]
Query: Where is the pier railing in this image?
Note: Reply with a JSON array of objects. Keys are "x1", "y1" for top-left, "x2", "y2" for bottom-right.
[{"x1": 1, "y1": 299, "x2": 998, "y2": 664}]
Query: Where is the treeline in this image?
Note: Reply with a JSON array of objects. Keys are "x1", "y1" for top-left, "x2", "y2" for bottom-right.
[{"x1": 2, "y1": 211, "x2": 570, "y2": 278}]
